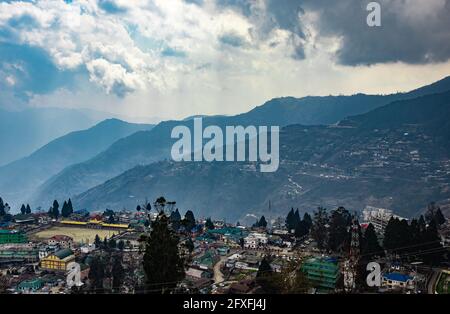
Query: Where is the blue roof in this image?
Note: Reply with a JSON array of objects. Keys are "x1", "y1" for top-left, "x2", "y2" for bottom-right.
[{"x1": 383, "y1": 273, "x2": 412, "y2": 282}]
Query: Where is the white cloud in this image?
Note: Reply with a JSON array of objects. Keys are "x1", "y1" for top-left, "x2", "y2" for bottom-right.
[{"x1": 0, "y1": 0, "x2": 449, "y2": 118}]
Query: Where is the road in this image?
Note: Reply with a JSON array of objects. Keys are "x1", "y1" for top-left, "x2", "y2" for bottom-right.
[
  {"x1": 213, "y1": 256, "x2": 227, "y2": 284},
  {"x1": 427, "y1": 269, "x2": 441, "y2": 294}
]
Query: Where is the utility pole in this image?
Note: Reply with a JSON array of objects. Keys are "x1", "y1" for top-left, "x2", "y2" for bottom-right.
[{"x1": 344, "y1": 217, "x2": 360, "y2": 293}]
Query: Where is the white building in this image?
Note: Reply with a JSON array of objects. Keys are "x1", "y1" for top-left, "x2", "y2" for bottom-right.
[
  {"x1": 244, "y1": 233, "x2": 268, "y2": 249},
  {"x1": 362, "y1": 206, "x2": 406, "y2": 234}
]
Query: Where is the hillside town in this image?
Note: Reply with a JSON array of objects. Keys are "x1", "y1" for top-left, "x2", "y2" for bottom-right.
[{"x1": 0, "y1": 196, "x2": 448, "y2": 295}]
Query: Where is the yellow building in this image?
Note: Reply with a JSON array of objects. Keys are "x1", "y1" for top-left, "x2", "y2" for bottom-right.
[{"x1": 40, "y1": 248, "x2": 75, "y2": 271}]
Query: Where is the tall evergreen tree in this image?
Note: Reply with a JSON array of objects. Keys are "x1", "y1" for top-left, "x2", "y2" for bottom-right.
[
  {"x1": 111, "y1": 255, "x2": 125, "y2": 292},
  {"x1": 182, "y1": 210, "x2": 196, "y2": 232},
  {"x1": 61, "y1": 201, "x2": 69, "y2": 218},
  {"x1": 67, "y1": 199, "x2": 74, "y2": 215},
  {"x1": 361, "y1": 223, "x2": 384, "y2": 259},
  {"x1": 25, "y1": 204, "x2": 31, "y2": 214},
  {"x1": 303, "y1": 212, "x2": 313, "y2": 231},
  {"x1": 52, "y1": 200, "x2": 60, "y2": 219},
  {"x1": 88, "y1": 256, "x2": 105, "y2": 292},
  {"x1": 293, "y1": 209, "x2": 301, "y2": 229},
  {"x1": 0, "y1": 198, "x2": 5, "y2": 216},
  {"x1": 169, "y1": 209, "x2": 182, "y2": 230},
  {"x1": 328, "y1": 207, "x2": 352, "y2": 253},
  {"x1": 143, "y1": 213, "x2": 185, "y2": 293},
  {"x1": 310, "y1": 207, "x2": 329, "y2": 250},
  {"x1": 285, "y1": 208, "x2": 296, "y2": 231},
  {"x1": 20, "y1": 204, "x2": 26, "y2": 215},
  {"x1": 294, "y1": 220, "x2": 309, "y2": 238},
  {"x1": 94, "y1": 234, "x2": 101, "y2": 247}
]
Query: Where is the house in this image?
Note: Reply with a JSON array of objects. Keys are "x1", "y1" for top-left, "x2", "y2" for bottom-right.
[
  {"x1": 47, "y1": 235, "x2": 73, "y2": 248},
  {"x1": 40, "y1": 248, "x2": 75, "y2": 271},
  {"x1": 382, "y1": 272, "x2": 415, "y2": 290},
  {"x1": 80, "y1": 243, "x2": 96, "y2": 254},
  {"x1": 17, "y1": 278, "x2": 44, "y2": 292},
  {"x1": 0, "y1": 229, "x2": 28, "y2": 244},
  {"x1": 244, "y1": 233, "x2": 268, "y2": 249}
]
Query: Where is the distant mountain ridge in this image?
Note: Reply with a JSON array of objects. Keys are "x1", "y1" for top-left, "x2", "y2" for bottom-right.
[
  {"x1": 72, "y1": 90, "x2": 450, "y2": 221},
  {"x1": 30, "y1": 76, "x2": 450, "y2": 209},
  {"x1": 0, "y1": 118, "x2": 153, "y2": 210},
  {"x1": 0, "y1": 107, "x2": 96, "y2": 166}
]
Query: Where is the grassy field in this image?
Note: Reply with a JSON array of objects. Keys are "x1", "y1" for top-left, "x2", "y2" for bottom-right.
[{"x1": 32, "y1": 226, "x2": 120, "y2": 244}]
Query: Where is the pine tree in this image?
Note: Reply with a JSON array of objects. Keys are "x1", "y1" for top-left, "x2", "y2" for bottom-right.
[
  {"x1": 61, "y1": 201, "x2": 69, "y2": 218},
  {"x1": 0, "y1": 198, "x2": 5, "y2": 216},
  {"x1": 257, "y1": 216, "x2": 268, "y2": 228},
  {"x1": 20, "y1": 204, "x2": 26, "y2": 215},
  {"x1": 88, "y1": 256, "x2": 105, "y2": 292},
  {"x1": 205, "y1": 217, "x2": 215, "y2": 230},
  {"x1": 26, "y1": 204, "x2": 31, "y2": 214},
  {"x1": 294, "y1": 220, "x2": 308, "y2": 238},
  {"x1": 434, "y1": 208, "x2": 446, "y2": 225},
  {"x1": 285, "y1": 208, "x2": 295, "y2": 231},
  {"x1": 256, "y1": 256, "x2": 278, "y2": 293},
  {"x1": 111, "y1": 255, "x2": 124, "y2": 292},
  {"x1": 52, "y1": 200, "x2": 60, "y2": 219},
  {"x1": 303, "y1": 212, "x2": 312, "y2": 231},
  {"x1": 94, "y1": 234, "x2": 101, "y2": 247},
  {"x1": 143, "y1": 213, "x2": 185, "y2": 293},
  {"x1": 67, "y1": 199, "x2": 74, "y2": 215},
  {"x1": 182, "y1": 210, "x2": 196, "y2": 232},
  {"x1": 362, "y1": 223, "x2": 383, "y2": 259},
  {"x1": 169, "y1": 209, "x2": 182, "y2": 230},
  {"x1": 328, "y1": 207, "x2": 352, "y2": 253},
  {"x1": 310, "y1": 207, "x2": 329, "y2": 250},
  {"x1": 293, "y1": 209, "x2": 301, "y2": 229}
]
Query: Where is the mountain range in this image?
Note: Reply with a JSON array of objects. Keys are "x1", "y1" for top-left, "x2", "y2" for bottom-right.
[
  {"x1": 0, "y1": 107, "x2": 96, "y2": 166},
  {"x1": 0, "y1": 119, "x2": 153, "y2": 210},
  {"x1": 25, "y1": 76, "x2": 450, "y2": 220},
  {"x1": 71, "y1": 91, "x2": 450, "y2": 222}
]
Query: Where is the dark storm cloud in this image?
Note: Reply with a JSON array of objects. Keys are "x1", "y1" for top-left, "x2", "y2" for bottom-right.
[
  {"x1": 302, "y1": 0, "x2": 450, "y2": 65},
  {"x1": 215, "y1": 0, "x2": 450, "y2": 65}
]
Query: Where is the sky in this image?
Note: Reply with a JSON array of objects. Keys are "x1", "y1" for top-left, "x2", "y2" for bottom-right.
[{"x1": 1, "y1": 0, "x2": 450, "y2": 121}]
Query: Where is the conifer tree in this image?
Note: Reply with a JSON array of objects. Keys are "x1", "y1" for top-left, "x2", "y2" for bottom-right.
[{"x1": 143, "y1": 213, "x2": 185, "y2": 293}]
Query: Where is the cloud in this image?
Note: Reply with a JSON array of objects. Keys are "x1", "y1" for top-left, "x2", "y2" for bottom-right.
[
  {"x1": 0, "y1": 0, "x2": 449, "y2": 116},
  {"x1": 297, "y1": 0, "x2": 450, "y2": 65}
]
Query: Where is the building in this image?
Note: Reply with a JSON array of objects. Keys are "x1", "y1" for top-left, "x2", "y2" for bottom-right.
[
  {"x1": 47, "y1": 235, "x2": 73, "y2": 248},
  {"x1": 362, "y1": 206, "x2": 406, "y2": 234},
  {"x1": 0, "y1": 245, "x2": 39, "y2": 262},
  {"x1": 244, "y1": 232, "x2": 268, "y2": 249},
  {"x1": 382, "y1": 272, "x2": 415, "y2": 291},
  {"x1": 302, "y1": 257, "x2": 340, "y2": 291},
  {"x1": 17, "y1": 278, "x2": 44, "y2": 292},
  {"x1": 40, "y1": 248, "x2": 75, "y2": 271},
  {"x1": 0, "y1": 230, "x2": 28, "y2": 244}
]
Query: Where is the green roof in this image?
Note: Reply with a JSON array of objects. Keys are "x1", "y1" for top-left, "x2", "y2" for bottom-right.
[{"x1": 54, "y1": 248, "x2": 74, "y2": 259}]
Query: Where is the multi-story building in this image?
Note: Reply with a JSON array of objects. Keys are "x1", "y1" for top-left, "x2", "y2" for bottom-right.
[
  {"x1": 40, "y1": 248, "x2": 75, "y2": 271},
  {"x1": 302, "y1": 257, "x2": 340, "y2": 291},
  {"x1": 0, "y1": 229, "x2": 28, "y2": 244},
  {"x1": 243, "y1": 232, "x2": 268, "y2": 249},
  {"x1": 47, "y1": 235, "x2": 73, "y2": 248},
  {"x1": 362, "y1": 206, "x2": 406, "y2": 234}
]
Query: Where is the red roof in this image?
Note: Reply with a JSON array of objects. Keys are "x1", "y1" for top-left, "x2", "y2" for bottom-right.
[{"x1": 49, "y1": 235, "x2": 73, "y2": 242}]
